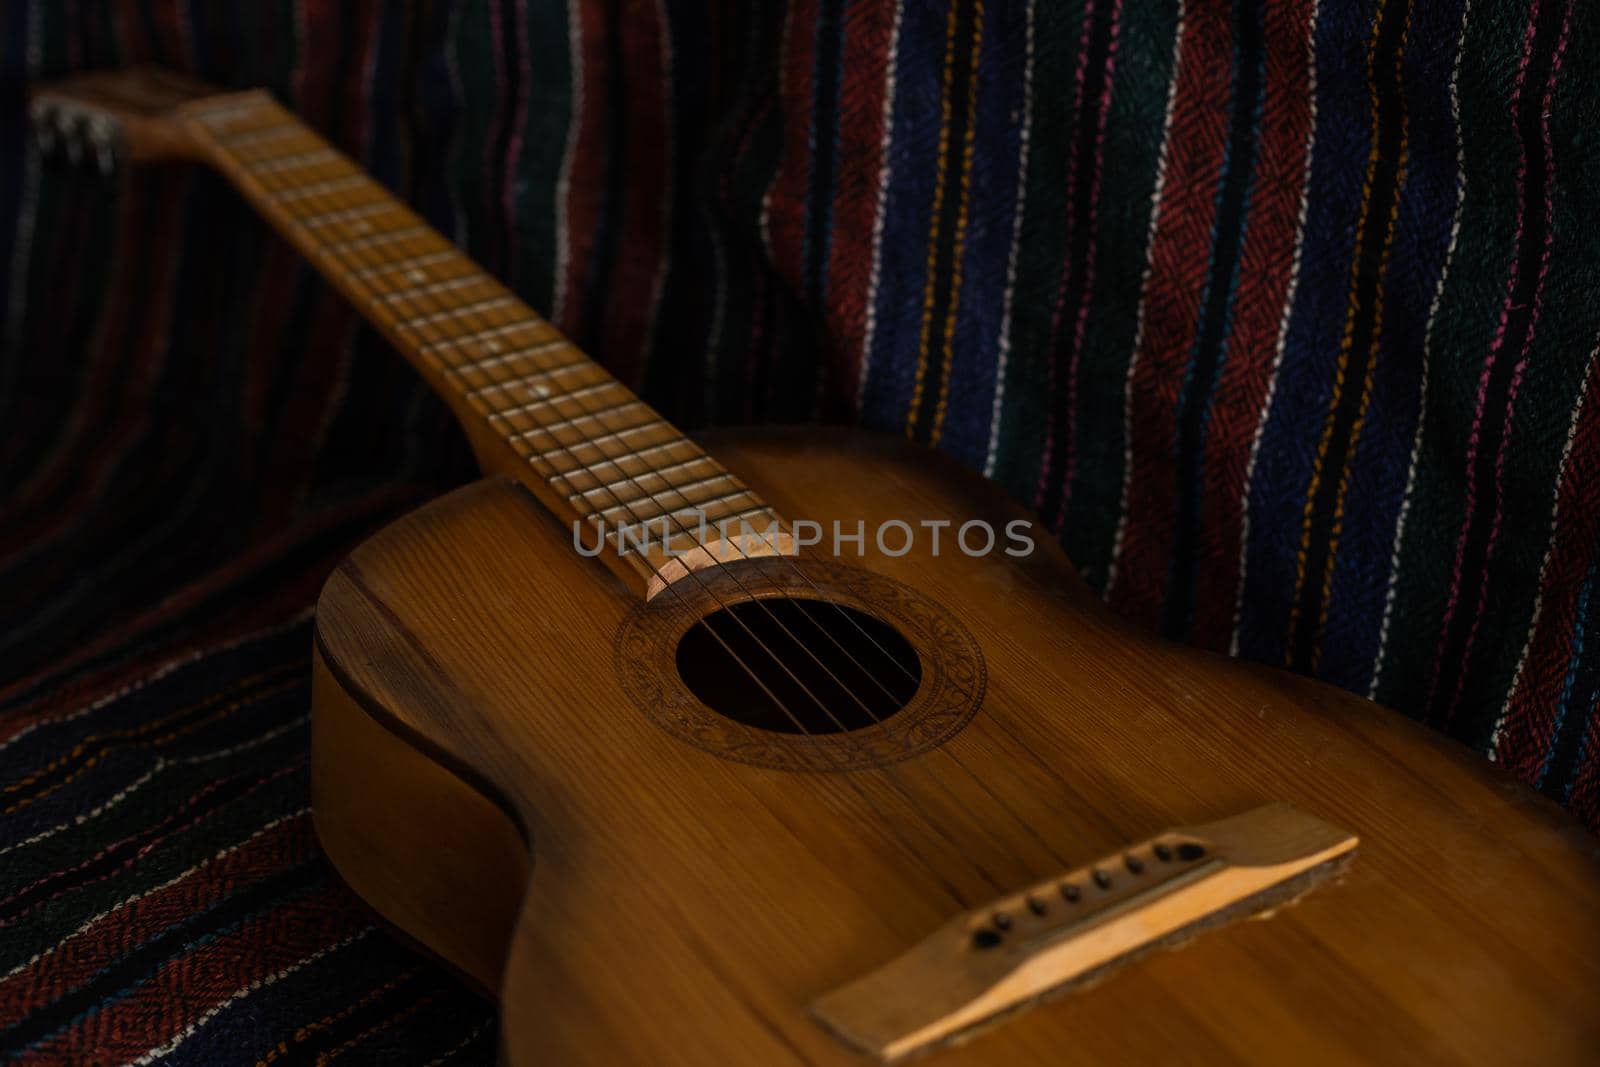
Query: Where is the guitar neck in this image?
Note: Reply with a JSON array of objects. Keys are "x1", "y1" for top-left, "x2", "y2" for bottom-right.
[{"x1": 175, "y1": 91, "x2": 783, "y2": 598}]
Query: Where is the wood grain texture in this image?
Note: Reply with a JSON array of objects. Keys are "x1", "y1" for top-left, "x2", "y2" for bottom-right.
[{"x1": 313, "y1": 427, "x2": 1600, "y2": 1066}]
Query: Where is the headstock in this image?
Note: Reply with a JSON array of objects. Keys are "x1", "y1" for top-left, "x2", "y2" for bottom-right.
[{"x1": 27, "y1": 66, "x2": 241, "y2": 174}]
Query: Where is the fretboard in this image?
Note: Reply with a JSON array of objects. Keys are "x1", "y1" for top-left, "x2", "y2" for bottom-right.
[{"x1": 175, "y1": 92, "x2": 785, "y2": 598}]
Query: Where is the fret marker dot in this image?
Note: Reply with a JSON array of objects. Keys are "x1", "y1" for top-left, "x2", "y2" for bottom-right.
[
  {"x1": 407, "y1": 270, "x2": 428, "y2": 284},
  {"x1": 482, "y1": 340, "x2": 502, "y2": 355},
  {"x1": 531, "y1": 384, "x2": 552, "y2": 399}
]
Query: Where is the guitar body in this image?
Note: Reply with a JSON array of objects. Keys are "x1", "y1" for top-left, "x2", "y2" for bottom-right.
[{"x1": 312, "y1": 427, "x2": 1600, "y2": 1066}]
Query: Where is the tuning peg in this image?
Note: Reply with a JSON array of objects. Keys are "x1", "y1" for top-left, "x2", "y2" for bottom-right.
[
  {"x1": 26, "y1": 99, "x2": 58, "y2": 155},
  {"x1": 88, "y1": 116, "x2": 120, "y2": 177},
  {"x1": 67, "y1": 113, "x2": 94, "y2": 165}
]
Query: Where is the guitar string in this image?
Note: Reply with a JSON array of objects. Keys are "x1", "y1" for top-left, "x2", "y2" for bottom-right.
[
  {"x1": 197, "y1": 110, "x2": 1011, "y2": 904},
  {"x1": 212, "y1": 109, "x2": 1060, "y2": 891}
]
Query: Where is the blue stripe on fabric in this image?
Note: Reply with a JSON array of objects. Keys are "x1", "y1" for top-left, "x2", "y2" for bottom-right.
[
  {"x1": 1233, "y1": 0, "x2": 1377, "y2": 664},
  {"x1": 857, "y1": 0, "x2": 946, "y2": 430},
  {"x1": 938, "y1": 0, "x2": 1030, "y2": 468},
  {"x1": 1317, "y1": 0, "x2": 1466, "y2": 692}
]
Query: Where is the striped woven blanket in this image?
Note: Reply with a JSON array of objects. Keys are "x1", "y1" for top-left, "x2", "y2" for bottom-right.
[{"x1": 2, "y1": 1, "x2": 1597, "y2": 1062}]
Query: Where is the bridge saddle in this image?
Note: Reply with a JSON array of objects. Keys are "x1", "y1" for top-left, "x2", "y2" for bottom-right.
[{"x1": 811, "y1": 803, "x2": 1357, "y2": 1062}]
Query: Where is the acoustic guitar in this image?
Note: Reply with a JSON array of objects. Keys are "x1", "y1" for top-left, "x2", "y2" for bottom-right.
[{"x1": 28, "y1": 69, "x2": 1600, "y2": 1065}]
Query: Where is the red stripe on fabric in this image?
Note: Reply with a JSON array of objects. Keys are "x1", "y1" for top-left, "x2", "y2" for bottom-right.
[
  {"x1": 601, "y1": 6, "x2": 671, "y2": 387},
  {"x1": 15, "y1": 881, "x2": 371, "y2": 1065},
  {"x1": 763, "y1": 1, "x2": 820, "y2": 295},
  {"x1": 1495, "y1": 354, "x2": 1600, "y2": 781},
  {"x1": 825, "y1": 2, "x2": 896, "y2": 404},
  {"x1": 1565, "y1": 708, "x2": 1600, "y2": 830},
  {"x1": 556, "y1": 0, "x2": 611, "y2": 340},
  {"x1": 1188, "y1": 0, "x2": 1315, "y2": 648},
  {"x1": 0, "y1": 817, "x2": 311, "y2": 1025},
  {"x1": 1107, "y1": 4, "x2": 1233, "y2": 627}
]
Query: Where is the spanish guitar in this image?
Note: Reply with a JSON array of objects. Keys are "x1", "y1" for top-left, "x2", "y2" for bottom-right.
[{"x1": 29, "y1": 69, "x2": 1600, "y2": 1066}]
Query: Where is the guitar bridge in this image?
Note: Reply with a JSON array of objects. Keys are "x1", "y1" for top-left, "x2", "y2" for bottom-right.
[{"x1": 811, "y1": 803, "x2": 1357, "y2": 1062}]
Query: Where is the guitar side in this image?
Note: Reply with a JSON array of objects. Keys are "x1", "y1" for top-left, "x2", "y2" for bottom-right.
[{"x1": 311, "y1": 427, "x2": 1600, "y2": 1066}]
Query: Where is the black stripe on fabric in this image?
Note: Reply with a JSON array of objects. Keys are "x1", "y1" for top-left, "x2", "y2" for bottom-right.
[
  {"x1": 910, "y1": 0, "x2": 982, "y2": 443},
  {"x1": 270, "y1": 970, "x2": 437, "y2": 1067},
  {"x1": 803, "y1": 0, "x2": 845, "y2": 310},
  {"x1": 1163, "y1": 0, "x2": 1265, "y2": 640},
  {"x1": 1, "y1": 862, "x2": 323, "y2": 1054},
  {"x1": 580, "y1": 0, "x2": 629, "y2": 353},
  {"x1": 1286, "y1": 0, "x2": 1411, "y2": 672},
  {"x1": 1036, "y1": 0, "x2": 1120, "y2": 525},
  {"x1": 1437, "y1": 0, "x2": 1568, "y2": 733}
]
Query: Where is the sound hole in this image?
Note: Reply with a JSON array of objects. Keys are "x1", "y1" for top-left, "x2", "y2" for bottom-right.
[{"x1": 676, "y1": 597, "x2": 922, "y2": 735}]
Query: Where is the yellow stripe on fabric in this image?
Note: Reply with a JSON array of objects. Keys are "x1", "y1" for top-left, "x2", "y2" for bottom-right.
[{"x1": 1287, "y1": 0, "x2": 1412, "y2": 667}]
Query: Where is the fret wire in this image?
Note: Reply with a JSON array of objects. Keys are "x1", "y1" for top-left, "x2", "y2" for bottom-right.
[
  {"x1": 273, "y1": 174, "x2": 367, "y2": 203},
  {"x1": 485, "y1": 379, "x2": 617, "y2": 420},
  {"x1": 300, "y1": 201, "x2": 399, "y2": 230},
  {"x1": 421, "y1": 319, "x2": 554, "y2": 355},
  {"x1": 693, "y1": 487, "x2": 763, "y2": 512},
  {"x1": 217, "y1": 121, "x2": 307, "y2": 150},
  {"x1": 248, "y1": 147, "x2": 339, "y2": 175},
  {"x1": 395, "y1": 295, "x2": 518, "y2": 333},
  {"x1": 189, "y1": 98, "x2": 269, "y2": 127},
  {"x1": 649, "y1": 470, "x2": 740, "y2": 501},
  {"x1": 515, "y1": 433, "x2": 702, "y2": 483},
  {"x1": 568, "y1": 454, "x2": 715, "y2": 500},
  {"x1": 588, "y1": 471, "x2": 738, "y2": 515},
  {"x1": 326, "y1": 225, "x2": 432, "y2": 256},
  {"x1": 515, "y1": 419, "x2": 665, "y2": 451},
  {"x1": 507, "y1": 400, "x2": 648, "y2": 439},
  {"x1": 545, "y1": 436, "x2": 700, "y2": 476},
  {"x1": 595, "y1": 488, "x2": 760, "y2": 526},
  {"x1": 454, "y1": 339, "x2": 575, "y2": 378},
  {"x1": 349, "y1": 250, "x2": 458, "y2": 282},
  {"x1": 378, "y1": 274, "x2": 493, "y2": 304},
  {"x1": 707, "y1": 504, "x2": 778, "y2": 529}
]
